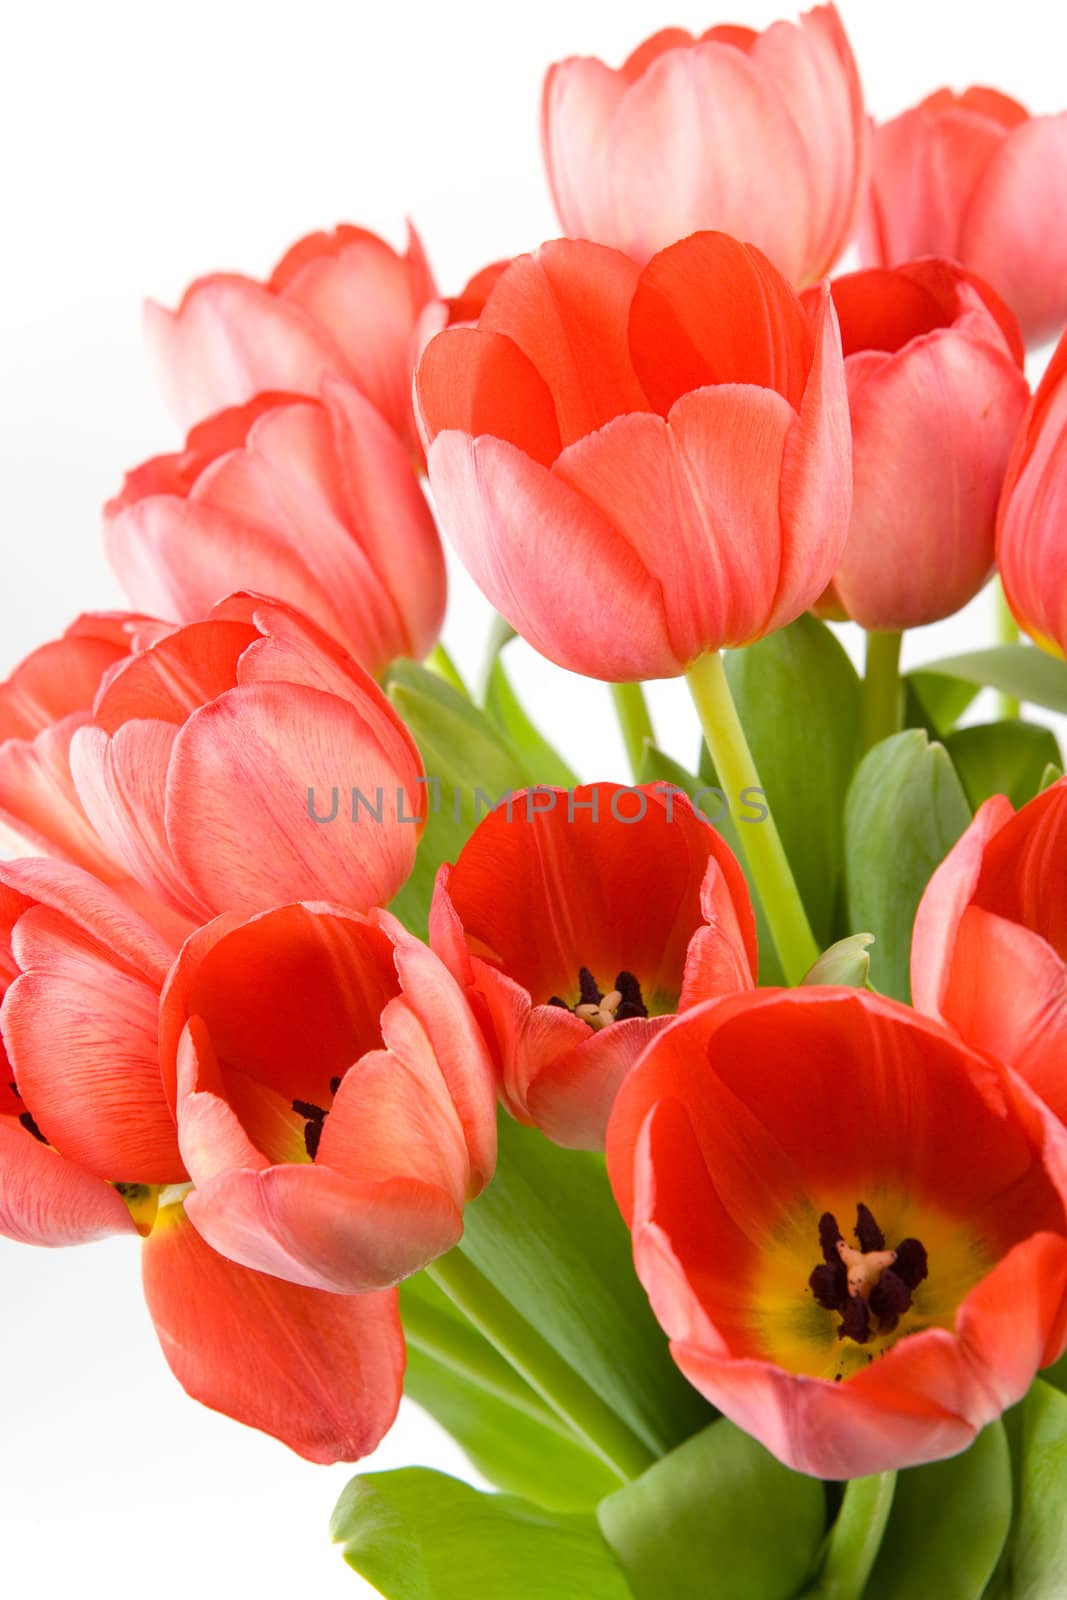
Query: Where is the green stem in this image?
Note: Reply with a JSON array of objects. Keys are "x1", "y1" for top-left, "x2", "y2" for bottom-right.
[
  {"x1": 803, "y1": 1472, "x2": 897, "y2": 1600},
  {"x1": 426, "y1": 642, "x2": 469, "y2": 698},
  {"x1": 427, "y1": 1249, "x2": 654, "y2": 1483},
  {"x1": 610, "y1": 682, "x2": 656, "y2": 779},
  {"x1": 861, "y1": 630, "x2": 903, "y2": 752},
  {"x1": 477, "y1": 612, "x2": 517, "y2": 705},
  {"x1": 995, "y1": 579, "x2": 1021, "y2": 719},
  {"x1": 686, "y1": 651, "x2": 819, "y2": 984}
]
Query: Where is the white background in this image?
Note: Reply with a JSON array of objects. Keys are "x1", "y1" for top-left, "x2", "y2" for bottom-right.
[{"x1": 1, "y1": 1, "x2": 1064, "y2": 1594}]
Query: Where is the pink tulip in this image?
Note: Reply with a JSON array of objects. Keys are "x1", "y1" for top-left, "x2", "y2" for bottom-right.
[
  {"x1": 808, "y1": 259, "x2": 1028, "y2": 629},
  {"x1": 146, "y1": 223, "x2": 436, "y2": 460},
  {"x1": 859, "y1": 88, "x2": 1067, "y2": 348},
  {"x1": 416, "y1": 231, "x2": 851, "y2": 682},
  {"x1": 997, "y1": 328, "x2": 1067, "y2": 656},
  {"x1": 431, "y1": 784, "x2": 756, "y2": 1149},
  {"x1": 67, "y1": 595, "x2": 425, "y2": 922},
  {"x1": 912, "y1": 779, "x2": 1067, "y2": 1126},
  {"x1": 159, "y1": 902, "x2": 497, "y2": 1293},
  {"x1": 542, "y1": 5, "x2": 865, "y2": 284},
  {"x1": 105, "y1": 387, "x2": 445, "y2": 678},
  {"x1": 0, "y1": 857, "x2": 406, "y2": 1463},
  {"x1": 607, "y1": 987, "x2": 1067, "y2": 1478}
]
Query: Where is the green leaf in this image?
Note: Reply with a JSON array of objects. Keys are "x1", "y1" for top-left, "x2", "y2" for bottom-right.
[
  {"x1": 1041, "y1": 761, "x2": 1064, "y2": 792},
  {"x1": 801, "y1": 932, "x2": 874, "y2": 988},
  {"x1": 944, "y1": 720, "x2": 1062, "y2": 810},
  {"x1": 597, "y1": 1419, "x2": 825, "y2": 1600},
  {"x1": 985, "y1": 1381, "x2": 1067, "y2": 1598},
  {"x1": 701, "y1": 617, "x2": 862, "y2": 952},
  {"x1": 863, "y1": 1424, "x2": 1010, "y2": 1599},
  {"x1": 904, "y1": 671, "x2": 980, "y2": 738},
  {"x1": 844, "y1": 730, "x2": 971, "y2": 1002},
  {"x1": 400, "y1": 1275, "x2": 618, "y2": 1511},
  {"x1": 459, "y1": 1113, "x2": 712, "y2": 1459},
  {"x1": 485, "y1": 654, "x2": 578, "y2": 788},
  {"x1": 331, "y1": 1468, "x2": 632, "y2": 1599},
  {"x1": 916, "y1": 645, "x2": 1067, "y2": 715},
  {"x1": 385, "y1": 662, "x2": 530, "y2": 935}
]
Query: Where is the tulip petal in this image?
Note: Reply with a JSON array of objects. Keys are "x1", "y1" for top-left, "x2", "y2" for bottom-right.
[
  {"x1": 415, "y1": 327, "x2": 563, "y2": 465},
  {"x1": 0, "y1": 1115, "x2": 137, "y2": 1245},
  {"x1": 541, "y1": 58, "x2": 629, "y2": 246},
  {"x1": 911, "y1": 795, "x2": 1016, "y2": 1017},
  {"x1": 142, "y1": 1198, "x2": 404, "y2": 1463},
  {"x1": 0, "y1": 634, "x2": 128, "y2": 741}
]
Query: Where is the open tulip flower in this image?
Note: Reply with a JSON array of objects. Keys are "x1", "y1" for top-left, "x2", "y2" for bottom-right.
[
  {"x1": 607, "y1": 987, "x2": 1067, "y2": 1479},
  {"x1": 417, "y1": 230, "x2": 851, "y2": 683},
  {"x1": 807, "y1": 257, "x2": 1028, "y2": 630},
  {"x1": 146, "y1": 222, "x2": 437, "y2": 460},
  {"x1": 430, "y1": 783, "x2": 757, "y2": 1148},
  {"x1": 0, "y1": 857, "x2": 404, "y2": 1465},
  {"x1": 913, "y1": 778, "x2": 1067, "y2": 1126},
  {"x1": 859, "y1": 87, "x2": 1067, "y2": 348},
  {"x1": 160, "y1": 901, "x2": 497, "y2": 1291},
  {"x1": 997, "y1": 326, "x2": 1067, "y2": 656},
  {"x1": 15, "y1": 4, "x2": 1067, "y2": 1592},
  {"x1": 105, "y1": 387, "x2": 444, "y2": 679},
  {"x1": 67, "y1": 593, "x2": 425, "y2": 921},
  {"x1": 542, "y1": 4, "x2": 865, "y2": 285}
]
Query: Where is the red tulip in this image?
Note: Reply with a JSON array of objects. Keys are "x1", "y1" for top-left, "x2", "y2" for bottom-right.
[
  {"x1": 807, "y1": 259, "x2": 1028, "y2": 629},
  {"x1": 0, "y1": 857, "x2": 406, "y2": 1463},
  {"x1": 105, "y1": 388, "x2": 445, "y2": 679},
  {"x1": 606, "y1": 987, "x2": 1067, "y2": 1478},
  {"x1": 416, "y1": 231, "x2": 851, "y2": 681},
  {"x1": 913, "y1": 779, "x2": 1067, "y2": 1126},
  {"x1": 67, "y1": 594, "x2": 424, "y2": 922},
  {"x1": 431, "y1": 784, "x2": 757, "y2": 1148},
  {"x1": 146, "y1": 223, "x2": 436, "y2": 460},
  {"x1": 859, "y1": 89, "x2": 1067, "y2": 348},
  {"x1": 997, "y1": 328, "x2": 1067, "y2": 656},
  {"x1": 0, "y1": 612, "x2": 165, "y2": 882},
  {"x1": 542, "y1": 4, "x2": 865, "y2": 285},
  {"x1": 158, "y1": 902, "x2": 496, "y2": 1293}
]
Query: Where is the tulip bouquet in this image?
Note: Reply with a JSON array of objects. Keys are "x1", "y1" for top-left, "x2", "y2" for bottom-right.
[{"x1": 8, "y1": 4, "x2": 1067, "y2": 1596}]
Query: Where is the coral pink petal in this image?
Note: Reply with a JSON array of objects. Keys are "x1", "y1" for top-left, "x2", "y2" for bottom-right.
[
  {"x1": 415, "y1": 328, "x2": 563, "y2": 465},
  {"x1": 0, "y1": 1115, "x2": 137, "y2": 1245},
  {"x1": 910, "y1": 796, "x2": 1015, "y2": 1016}
]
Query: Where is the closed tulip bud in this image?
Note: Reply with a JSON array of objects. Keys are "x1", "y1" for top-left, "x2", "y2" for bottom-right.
[
  {"x1": 416, "y1": 231, "x2": 852, "y2": 682},
  {"x1": 542, "y1": 4, "x2": 865, "y2": 285},
  {"x1": 997, "y1": 329, "x2": 1067, "y2": 656},
  {"x1": 105, "y1": 386, "x2": 445, "y2": 679},
  {"x1": 859, "y1": 88, "x2": 1067, "y2": 348},
  {"x1": 808, "y1": 259, "x2": 1028, "y2": 630}
]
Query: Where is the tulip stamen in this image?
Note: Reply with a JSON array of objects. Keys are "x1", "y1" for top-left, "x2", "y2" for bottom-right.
[
  {"x1": 292, "y1": 1098, "x2": 328, "y2": 1161},
  {"x1": 547, "y1": 967, "x2": 649, "y2": 1029},
  {"x1": 10, "y1": 1079, "x2": 48, "y2": 1145},
  {"x1": 809, "y1": 1204, "x2": 928, "y2": 1346}
]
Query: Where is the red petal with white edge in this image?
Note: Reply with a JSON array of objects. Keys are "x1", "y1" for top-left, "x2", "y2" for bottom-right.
[
  {"x1": 553, "y1": 387, "x2": 795, "y2": 663},
  {"x1": 526, "y1": 1014, "x2": 671, "y2": 1151},
  {"x1": 144, "y1": 276, "x2": 346, "y2": 431},
  {"x1": 3, "y1": 906, "x2": 182, "y2": 1183},
  {"x1": 910, "y1": 795, "x2": 1015, "y2": 1017},
  {"x1": 427, "y1": 430, "x2": 677, "y2": 681},
  {"x1": 142, "y1": 1199, "x2": 404, "y2": 1463},
  {"x1": 165, "y1": 682, "x2": 420, "y2": 917},
  {"x1": 0, "y1": 1115, "x2": 136, "y2": 1245},
  {"x1": 478, "y1": 241, "x2": 648, "y2": 445}
]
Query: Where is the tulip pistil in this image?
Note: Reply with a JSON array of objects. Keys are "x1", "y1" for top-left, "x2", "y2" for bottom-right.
[
  {"x1": 547, "y1": 967, "x2": 648, "y2": 1030},
  {"x1": 809, "y1": 1204, "x2": 928, "y2": 1346}
]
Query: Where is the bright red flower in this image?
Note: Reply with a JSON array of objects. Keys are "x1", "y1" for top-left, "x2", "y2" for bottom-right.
[
  {"x1": 542, "y1": 4, "x2": 865, "y2": 285},
  {"x1": 145, "y1": 222, "x2": 436, "y2": 459},
  {"x1": 105, "y1": 388, "x2": 445, "y2": 679},
  {"x1": 606, "y1": 988, "x2": 1067, "y2": 1478},
  {"x1": 67, "y1": 594, "x2": 425, "y2": 922},
  {"x1": 859, "y1": 88, "x2": 1067, "y2": 348},
  {"x1": 416, "y1": 232, "x2": 851, "y2": 681},
  {"x1": 431, "y1": 784, "x2": 757, "y2": 1149},
  {"x1": 806, "y1": 259, "x2": 1028, "y2": 629},
  {"x1": 912, "y1": 779, "x2": 1067, "y2": 1126},
  {"x1": 997, "y1": 328, "x2": 1067, "y2": 656},
  {"x1": 159, "y1": 902, "x2": 496, "y2": 1293}
]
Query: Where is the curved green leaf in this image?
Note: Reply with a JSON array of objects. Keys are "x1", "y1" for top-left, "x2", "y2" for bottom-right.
[
  {"x1": 844, "y1": 730, "x2": 971, "y2": 1001},
  {"x1": 597, "y1": 1419, "x2": 825, "y2": 1600},
  {"x1": 332, "y1": 1469, "x2": 632, "y2": 1598},
  {"x1": 986, "y1": 1381, "x2": 1067, "y2": 1598},
  {"x1": 944, "y1": 720, "x2": 1061, "y2": 810},
  {"x1": 485, "y1": 654, "x2": 578, "y2": 788},
  {"x1": 916, "y1": 645, "x2": 1067, "y2": 715}
]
